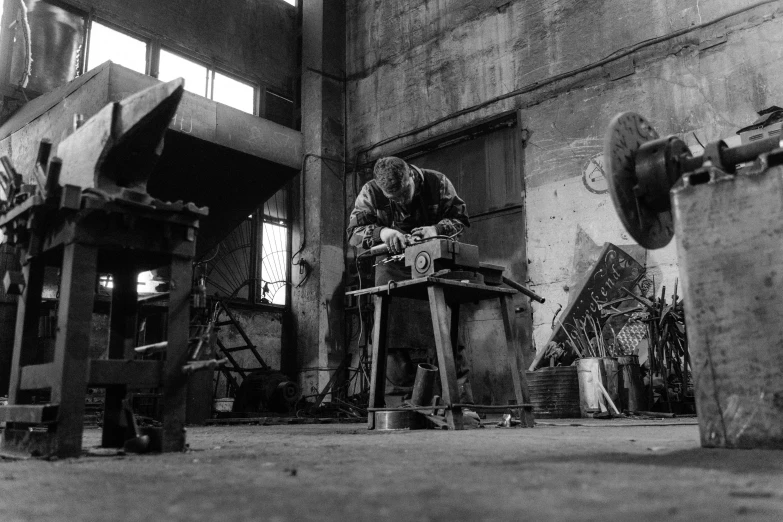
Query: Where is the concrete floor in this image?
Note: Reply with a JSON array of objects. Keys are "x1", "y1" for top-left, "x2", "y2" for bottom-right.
[{"x1": 0, "y1": 418, "x2": 781, "y2": 521}]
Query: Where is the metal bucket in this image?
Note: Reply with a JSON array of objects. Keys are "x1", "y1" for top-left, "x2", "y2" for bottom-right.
[
  {"x1": 525, "y1": 366, "x2": 581, "y2": 418},
  {"x1": 576, "y1": 358, "x2": 606, "y2": 417},
  {"x1": 602, "y1": 357, "x2": 621, "y2": 412},
  {"x1": 410, "y1": 363, "x2": 438, "y2": 407},
  {"x1": 617, "y1": 355, "x2": 647, "y2": 412}
]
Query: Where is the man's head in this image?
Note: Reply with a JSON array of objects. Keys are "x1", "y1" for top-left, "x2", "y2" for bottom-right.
[{"x1": 374, "y1": 156, "x2": 415, "y2": 205}]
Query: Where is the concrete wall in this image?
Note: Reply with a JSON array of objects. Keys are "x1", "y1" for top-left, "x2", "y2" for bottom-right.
[{"x1": 345, "y1": 0, "x2": 783, "y2": 352}]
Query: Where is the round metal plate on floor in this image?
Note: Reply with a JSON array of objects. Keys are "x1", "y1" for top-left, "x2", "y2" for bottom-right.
[{"x1": 604, "y1": 112, "x2": 674, "y2": 249}]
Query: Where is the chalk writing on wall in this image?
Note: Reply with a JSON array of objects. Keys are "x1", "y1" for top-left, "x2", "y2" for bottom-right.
[{"x1": 582, "y1": 153, "x2": 608, "y2": 194}]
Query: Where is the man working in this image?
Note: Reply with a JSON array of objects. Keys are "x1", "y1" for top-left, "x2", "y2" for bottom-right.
[
  {"x1": 347, "y1": 156, "x2": 471, "y2": 400},
  {"x1": 347, "y1": 156, "x2": 470, "y2": 284}
]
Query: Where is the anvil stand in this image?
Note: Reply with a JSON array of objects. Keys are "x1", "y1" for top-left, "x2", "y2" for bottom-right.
[
  {"x1": 0, "y1": 190, "x2": 205, "y2": 458},
  {"x1": 347, "y1": 277, "x2": 535, "y2": 430}
]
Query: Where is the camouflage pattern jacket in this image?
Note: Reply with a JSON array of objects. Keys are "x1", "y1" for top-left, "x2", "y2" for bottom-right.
[{"x1": 347, "y1": 165, "x2": 470, "y2": 249}]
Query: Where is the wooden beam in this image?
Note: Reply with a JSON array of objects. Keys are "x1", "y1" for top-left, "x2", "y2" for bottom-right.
[{"x1": 89, "y1": 360, "x2": 163, "y2": 388}]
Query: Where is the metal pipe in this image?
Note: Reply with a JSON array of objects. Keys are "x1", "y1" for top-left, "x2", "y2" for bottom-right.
[{"x1": 502, "y1": 276, "x2": 545, "y2": 303}]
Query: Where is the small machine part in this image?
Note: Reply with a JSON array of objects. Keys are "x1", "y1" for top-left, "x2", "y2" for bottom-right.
[
  {"x1": 404, "y1": 239, "x2": 479, "y2": 278},
  {"x1": 603, "y1": 112, "x2": 783, "y2": 249}
]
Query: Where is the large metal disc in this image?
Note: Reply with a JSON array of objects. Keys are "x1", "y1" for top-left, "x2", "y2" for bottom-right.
[{"x1": 603, "y1": 112, "x2": 674, "y2": 249}]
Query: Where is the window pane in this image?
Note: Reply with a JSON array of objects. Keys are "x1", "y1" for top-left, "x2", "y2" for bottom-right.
[
  {"x1": 87, "y1": 21, "x2": 147, "y2": 73},
  {"x1": 213, "y1": 71, "x2": 255, "y2": 114},
  {"x1": 159, "y1": 49, "x2": 208, "y2": 97},
  {"x1": 261, "y1": 222, "x2": 288, "y2": 305}
]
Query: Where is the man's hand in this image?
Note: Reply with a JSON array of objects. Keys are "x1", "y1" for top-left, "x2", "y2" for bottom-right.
[
  {"x1": 411, "y1": 225, "x2": 438, "y2": 240},
  {"x1": 379, "y1": 227, "x2": 408, "y2": 254}
]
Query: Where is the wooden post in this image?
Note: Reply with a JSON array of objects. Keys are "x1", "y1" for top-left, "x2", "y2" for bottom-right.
[
  {"x1": 500, "y1": 294, "x2": 535, "y2": 427},
  {"x1": 7, "y1": 257, "x2": 46, "y2": 407},
  {"x1": 427, "y1": 286, "x2": 463, "y2": 430},
  {"x1": 50, "y1": 243, "x2": 98, "y2": 458},
  {"x1": 367, "y1": 294, "x2": 389, "y2": 429},
  {"x1": 162, "y1": 256, "x2": 191, "y2": 452},
  {"x1": 102, "y1": 259, "x2": 138, "y2": 448}
]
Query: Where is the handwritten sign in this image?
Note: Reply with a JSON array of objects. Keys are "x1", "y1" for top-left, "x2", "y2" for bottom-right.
[{"x1": 548, "y1": 243, "x2": 643, "y2": 350}]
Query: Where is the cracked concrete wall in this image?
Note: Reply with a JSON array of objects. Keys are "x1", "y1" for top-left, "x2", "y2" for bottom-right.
[{"x1": 346, "y1": 0, "x2": 783, "y2": 351}]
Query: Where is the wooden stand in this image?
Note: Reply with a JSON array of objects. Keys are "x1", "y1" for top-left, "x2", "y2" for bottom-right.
[
  {"x1": 0, "y1": 197, "x2": 202, "y2": 458},
  {"x1": 347, "y1": 277, "x2": 534, "y2": 430}
]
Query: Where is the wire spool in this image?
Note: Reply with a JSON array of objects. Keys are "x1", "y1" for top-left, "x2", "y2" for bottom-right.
[{"x1": 525, "y1": 366, "x2": 581, "y2": 418}]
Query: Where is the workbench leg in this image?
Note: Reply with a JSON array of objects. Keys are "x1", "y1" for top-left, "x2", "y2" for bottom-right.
[
  {"x1": 6, "y1": 257, "x2": 46, "y2": 407},
  {"x1": 0, "y1": 257, "x2": 46, "y2": 455},
  {"x1": 500, "y1": 294, "x2": 535, "y2": 427},
  {"x1": 427, "y1": 286, "x2": 463, "y2": 430},
  {"x1": 162, "y1": 256, "x2": 191, "y2": 452},
  {"x1": 367, "y1": 294, "x2": 389, "y2": 429},
  {"x1": 50, "y1": 243, "x2": 98, "y2": 458},
  {"x1": 102, "y1": 261, "x2": 138, "y2": 448}
]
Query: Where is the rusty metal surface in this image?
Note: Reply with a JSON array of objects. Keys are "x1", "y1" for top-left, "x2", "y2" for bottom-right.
[{"x1": 672, "y1": 163, "x2": 783, "y2": 449}]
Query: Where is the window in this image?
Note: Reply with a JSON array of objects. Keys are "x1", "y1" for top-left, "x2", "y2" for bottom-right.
[
  {"x1": 158, "y1": 50, "x2": 255, "y2": 114},
  {"x1": 202, "y1": 187, "x2": 290, "y2": 306},
  {"x1": 86, "y1": 21, "x2": 147, "y2": 74}
]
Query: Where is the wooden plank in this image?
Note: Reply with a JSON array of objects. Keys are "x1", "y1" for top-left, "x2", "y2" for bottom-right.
[
  {"x1": 50, "y1": 242, "x2": 98, "y2": 458},
  {"x1": 427, "y1": 285, "x2": 463, "y2": 430},
  {"x1": 500, "y1": 294, "x2": 535, "y2": 427},
  {"x1": 7, "y1": 258, "x2": 46, "y2": 405},
  {"x1": 367, "y1": 294, "x2": 389, "y2": 429},
  {"x1": 103, "y1": 262, "x2": 138, "y2": 447},
  {"x1": 346, "y1": 276, "x2": 515, "y2": 301},
  {"x1": 0, "y1": 404, "x2": 58, "y2": 424},
  {"x1": 162, "y1": 256, "x2": 192, "y2": 452},
  {"x1": 19, "y1": 363, "x2": 55, "y2": 391},
  {"x1": 88, "y1": 360, "x2": 163, "y2": 388}
]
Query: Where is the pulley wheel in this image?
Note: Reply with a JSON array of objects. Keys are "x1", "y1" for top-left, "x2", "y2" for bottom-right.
[
  {"x1": 604, "y1": 112, "x2": 674, "y2": 249},
  {"x1": 414, "y1": 251, "x2": 431, "y2": 274}
]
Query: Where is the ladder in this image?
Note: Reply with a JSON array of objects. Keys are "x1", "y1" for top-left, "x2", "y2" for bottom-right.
[{"x1": 212, "y1": 299, "x2": 269, "y2": 394}]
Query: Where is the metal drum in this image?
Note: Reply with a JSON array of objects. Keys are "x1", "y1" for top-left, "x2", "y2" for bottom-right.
[
  {"x1": 374, "y1": 410, "x2": 426, "y2": 431},
  {"x1": 525, "y1": 366, "x2": 581, "y2": 418}
]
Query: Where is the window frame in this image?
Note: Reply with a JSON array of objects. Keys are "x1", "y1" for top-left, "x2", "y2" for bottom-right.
[{"x1": 84, "y1": 17, "x2": 152, "y2": 76}]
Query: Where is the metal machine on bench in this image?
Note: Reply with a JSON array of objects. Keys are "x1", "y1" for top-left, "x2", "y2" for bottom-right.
[
  {"x1": 604, "y1": 111, "x2": 783, "y2": 449},
  {"x1": 350, "y1": 233, "x2": 544, "y2": 430},
  {"x1": 360, "y1": 236, "x2": 545, "y2": 303}
]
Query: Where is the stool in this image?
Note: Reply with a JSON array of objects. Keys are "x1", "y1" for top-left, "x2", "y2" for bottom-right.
[
  {"x1": 0, "y1": 196, "x2": 203, "y2": 458},
  {"x1": 347, "y1": 276, "x2": 534, "y2": 429}
]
